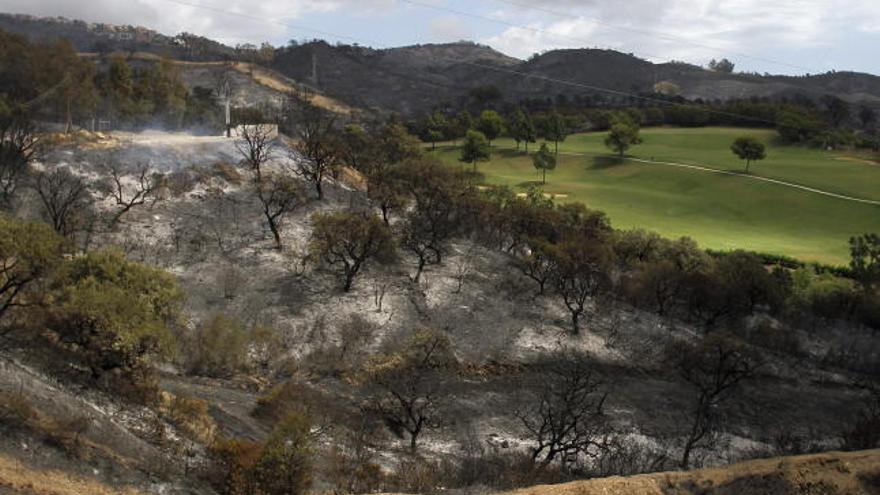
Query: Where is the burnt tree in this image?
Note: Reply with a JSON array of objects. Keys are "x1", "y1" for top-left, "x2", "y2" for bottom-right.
[
  {"x1": 288, "y1": 100, "x2": 340, "y2": 200},
  {"x1": 667, "y1": 334, "x2": 758, "y2": 469},
  {"x1": 255, "y1": 172, "x2": 304, "y2": 250},
  {"x1": 235, "y1": 124, "x2": 276, "y2": 178},
  {"x1": 398, "y1": 160, "x2": 467, "y2": 283},
  {"x1": 518, "y1": 350, "x2": 610, "y2": 468},
  {"x1": 0, "y1": 113, "x2": 38, "y2": 208},
  {"x1": 364, "y1": 329, "x2": 456, "y2": 451},
  {"x1": 552, "y1": 239, "x2": 614, "y2": 334},
  {"x1": 309, "y1": 211, "x2": 393, "y2": 291},
  {"x1": 97, "y1": 160, "x2": 162, "y2": 227},
  {"x1": 31, "y1": 167, "x2": 92, "y2": 237}
]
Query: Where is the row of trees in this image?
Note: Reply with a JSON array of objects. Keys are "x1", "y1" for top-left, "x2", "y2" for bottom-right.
[
  {"x1": 416, "y1": 109, "x2": 572, "y2": 153},
  {"x1": 426, "y1": 103, "x2": 767, "y2": 179},
  {"x1": 412, "y1": 93, "x2": 879, "y2": 156},
  {"x1": 0, "y1": 30, "x2": 96, "y2": 133},
  {"x1": 454, "y1": 110, "x2": 642, "y2": 186}
]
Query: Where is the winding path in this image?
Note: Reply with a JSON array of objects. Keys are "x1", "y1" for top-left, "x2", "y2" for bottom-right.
[{"x1": 554, "y1": 150, "x2": 880, "y2": 206}]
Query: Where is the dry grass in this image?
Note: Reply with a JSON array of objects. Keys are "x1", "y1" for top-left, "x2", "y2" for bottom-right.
[
  {"x1": 500, "y1": 450, "x2": 880, "y2": 495},
  {"x1": 338, "y1": 166, "x2": 368, "y2": 192},
  {"x1": 0, "y1": 454, "x2": 145, "y2": 495},
  {"x1": 212, "y1": 160, "x2": 244, "y2": 185},
  {"x1": 228, "y1": 62, "x2": 354, "y2": 115},
  {"x1": 157, "y1": 391, "x2": 217, "y2": 445},
  {"x1": 40, "y1": 130, "x2": 121, "y2": 150},
  {"x1": 0, "y1": 391, "x2": 89, "y2": 458}
]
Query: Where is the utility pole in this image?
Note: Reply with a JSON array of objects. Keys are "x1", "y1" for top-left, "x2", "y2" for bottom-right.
[
  {"x1": 216, "y1": 64, "x2": 234, "y2": 138},
  {"x1": 311, "y1": 52, "x2": 318, "y2": 86},
  {"x1": 225, "y1": 97, "x2": 231, "y2": 138}
]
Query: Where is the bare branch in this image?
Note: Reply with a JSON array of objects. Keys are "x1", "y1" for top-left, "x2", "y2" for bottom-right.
[{"x1": 98, "y1": 159, "x2": 163, "y2": 227}]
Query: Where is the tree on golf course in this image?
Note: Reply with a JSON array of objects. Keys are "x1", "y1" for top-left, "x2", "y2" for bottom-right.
[
  {"x1": 544, "y1": 111, "x2": 568, "y2": 154},
  {"x1": 460, "y1": 130, "x2": 490, "y2": 173},
  {"x1": 604, "y1": 117, "x2": 641, "y2": 158},
  {"x1": 510, "y1": 108, "x2": 537, "y2": 152},
  {"x1": 477, "y1": 110, "x2": 504, "y2": 146},
  {"x1": 532, "y1": 143, "x2": 557, "y2": 185},
  {"x1": 730, "y1": 136, "x2": 766, "y2": 173}
]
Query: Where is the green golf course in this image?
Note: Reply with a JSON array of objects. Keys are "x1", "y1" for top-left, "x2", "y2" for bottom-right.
[{"x1": 430, "y1": 127, "x2": 880, "y2": 265}]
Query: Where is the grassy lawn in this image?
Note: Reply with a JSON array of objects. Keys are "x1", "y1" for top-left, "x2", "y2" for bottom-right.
[{"x1": 429, "y1": 127, "x2": 880, "y2": 265}]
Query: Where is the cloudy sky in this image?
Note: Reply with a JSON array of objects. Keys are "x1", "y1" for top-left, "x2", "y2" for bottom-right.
[{"x1": 2, "y1": 0, "x2": 879, "y2": 75}]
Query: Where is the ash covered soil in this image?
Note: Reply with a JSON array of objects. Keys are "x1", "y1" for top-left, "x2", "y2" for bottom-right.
[{"x1": 2, "y1": 130, "x2": 877, "y2": 494}]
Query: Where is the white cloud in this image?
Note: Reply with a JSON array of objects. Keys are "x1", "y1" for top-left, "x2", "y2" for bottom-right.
[
  {"x1": 483, "y1": 19, "x2": 600, "y2": 60},
  {"x1": 480, "y1": 0, "x2": 880, "y2": 72},
  {"x1": 1, "y1": 0, "x2": 388, "y2": 45},
  {"x1": 428, "y1": 14, "x2": 473, "y2": 42}
]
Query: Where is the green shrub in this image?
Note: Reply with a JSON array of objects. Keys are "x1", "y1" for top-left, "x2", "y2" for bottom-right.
[
  {"x1": 253, "y1": 413, "x2": 313, "y2": 495},
  {"x1": 0, "y1": 215, "x2": 66, "y2": 326},
  {"x1": 48, "y1": 248, "x2": 183, "y2": 389},
  {"x1": 254, "y1": 381, "x2": 338, "y2": 428},
  {"x1": 211, "y1": 413, "x2": 313, "y2": 495},
  {"x1": 792, "y1": 269, "x2": 859, "y2": 320},
  {"x1": 187, "y1": 313, "x2": 250, "y2": 378},
  {"x1": 309, "y1": 211, "x2": 395, "y2": 291}
]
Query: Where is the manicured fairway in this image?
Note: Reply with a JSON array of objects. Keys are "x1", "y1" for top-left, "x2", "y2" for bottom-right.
[{"x1": 430, "y1": 127, "x2": 880, "y2": 265}]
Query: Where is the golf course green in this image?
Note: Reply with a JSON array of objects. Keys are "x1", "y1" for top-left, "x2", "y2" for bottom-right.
[{"x1": 430, "y1": 127, "x2": 880, "y2": 265}]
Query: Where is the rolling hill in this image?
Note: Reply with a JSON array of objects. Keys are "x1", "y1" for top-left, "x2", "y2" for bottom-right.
[
  {"x1": 3, "y1": 12, "x2": 880, "y2": 116},
  {"x1": 430, "y1": 127, "x2": 880, "y2": 264},
  {"x1": 271, "y1": 42, "x2": 880, "y2": 115}
]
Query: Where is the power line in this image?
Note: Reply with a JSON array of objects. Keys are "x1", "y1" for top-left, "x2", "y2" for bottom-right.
[
  {"x1": 487, "y1": 0, "x2": 821, "y2": 74},
  {"x1": 21, "y1": 73, "x2": 70, "y2": 110},
  {"x1": 152, "y1": 0, "x2": 814, "y2": 129}
]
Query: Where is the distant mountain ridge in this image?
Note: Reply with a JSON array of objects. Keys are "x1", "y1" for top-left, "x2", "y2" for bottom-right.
[
  {"x1": 3, "y1": 12, "x2": 880, "y2": 115},
  {"x1": 272, "y1": 42, "x2": 880, "y2": 114}
]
